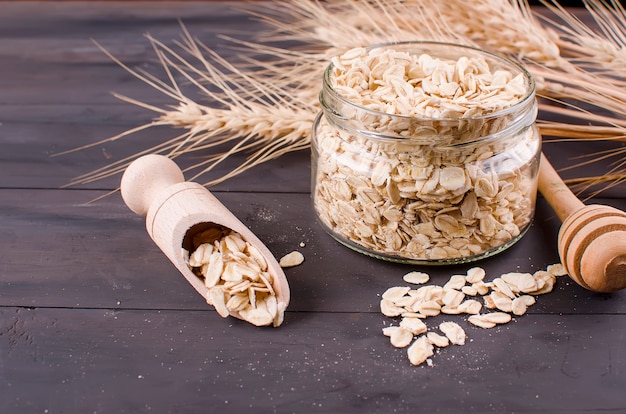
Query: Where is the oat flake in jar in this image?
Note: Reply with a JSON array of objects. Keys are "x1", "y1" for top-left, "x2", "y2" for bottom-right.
[{"x1": 311, "y1": 41, "x2": 541, "y2": 265}]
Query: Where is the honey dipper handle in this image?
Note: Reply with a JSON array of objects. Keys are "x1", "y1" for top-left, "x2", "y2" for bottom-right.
[
  {"x1": 537, "y1": 152, "x2": 584, "y2": 222},
  {"x1": 120, "y1": 154, "x2": 185, "y2": 216},
  {"x1": 537, "y1": 152, "x2": 626, "y2": 292}
]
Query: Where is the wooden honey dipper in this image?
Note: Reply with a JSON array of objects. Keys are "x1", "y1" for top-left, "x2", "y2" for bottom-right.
[
  {"x1": 538, "y1": 152, "x2": 626, "y2": 292},
  {"x1": 120, "y1": 154, "x2": 290, "y2": 324}
]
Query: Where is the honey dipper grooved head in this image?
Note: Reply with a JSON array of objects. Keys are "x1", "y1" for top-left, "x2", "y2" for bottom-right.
[{"x1": 558, "y1": 205, "x2": 626, "y2": 292}]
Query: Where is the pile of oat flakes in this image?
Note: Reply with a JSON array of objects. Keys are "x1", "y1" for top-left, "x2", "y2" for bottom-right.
[
  {"x1": 329, "y1": 46, "x2": 527, "y2": 120},
  {"x1": 380, "y1": 263, "x2": 568, "y2": 366},
  {"x1": 187, "y1": 226, "x2": 287, "y2": 327}
]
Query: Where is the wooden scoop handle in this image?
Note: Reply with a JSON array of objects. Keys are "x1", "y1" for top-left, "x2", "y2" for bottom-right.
[
  {"x1": 120, "y1": 154, "x2": 185, "y2": 217},
  {"x1": 538, "y1": 152, "x2": 626, "y2": 292}
]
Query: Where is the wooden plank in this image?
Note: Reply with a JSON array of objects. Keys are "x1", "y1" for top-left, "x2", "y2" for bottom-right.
[
  {"x1": 0, "y1": 117, "x2": 312, "y2": 192},
  {"x1": 2, "y1": 188, "x2": 626, "y2": 314},
  {"x1": 1, "y1": 307, "x2": 624, "y2": 413},
  {"x1": 1, "y1": 110, "x2": 619, "y2": 197},
  {"x1": 0, "y1": 2, "x2": 268, "y2": 105}
]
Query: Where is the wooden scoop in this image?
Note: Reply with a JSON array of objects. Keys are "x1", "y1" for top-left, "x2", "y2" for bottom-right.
[
  {"x1": 538, "y1": 152, "x2": 626, "y2": 292},
  {"x1": 120, "y1": 154, "x2": 290, "y2": 323}
]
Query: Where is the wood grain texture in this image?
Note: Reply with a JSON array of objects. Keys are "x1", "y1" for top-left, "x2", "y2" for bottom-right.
[
  {"x1": 1, "y1": 2, "x2": 626, "y2": 413},
  {"x1": 1, "y1": 308, "x2": 625, "y2": 413},
  {"x1": 3, "y1": 187, "x2": 625, "y2": 313}
]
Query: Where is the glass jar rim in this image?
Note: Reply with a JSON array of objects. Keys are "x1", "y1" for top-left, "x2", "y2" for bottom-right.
[{"x1": 321, "y1": 40, "x2": 536, "y2": 124}]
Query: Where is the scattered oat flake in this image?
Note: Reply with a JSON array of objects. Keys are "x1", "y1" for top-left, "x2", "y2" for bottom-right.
[
  {"x1": 443, "y1": 275, "x2": 466, "y2": 290},
  {"x1": 388, "y1": 326, "x2": 414, "y2": 348},
  {"x1": 400, "y1": 317, "x2": 428, "y2": 335},
  {"x1": 519, "y1": 294, "x2": 536, "y2": 306},
  {"x1": 407, "y1": 336, "x2": 434, "y2": 366},
  {"x1": 490, "y1": 291, "x2": 513, "y2": 313},
  {"x1": 465, "y1": 267, "x2": 486, "y2": 283},
  {"x1": 279, "y1": 251, "x2": 304, "y2": 268},
  {"x1": 493, "y1": 277, "x2": 516, "y2": 298},
  {"x1": 382, "y1": 286, "x2": 411, "y2": 301},
  {"x1": 439, "y1": 321, "x2": 466, "y2": 345},
  {"x1": 403, "y1": 271, "x2": 430, "y2": 285},
  {"x1": 380, "y1": 299, "x2": 405, "y2": 317},
  {"x1": 511, "y1": 297, "x2": 528, "y2": 316},
  {"x1": 468, "y1": 314, "x2": 496, "y2": 329},
  {"x1": 481, "y1": 312, "x2": 513, "y2": 325},
  {"x1": 547, "y1": 263, "x2": 568, "y2": 276},
  {"x1": 426, "y1": 332, "x2": 450, "y2": 348},
  {"x1": 458, "y1": 299, "x2": 482, "y2": 315}
]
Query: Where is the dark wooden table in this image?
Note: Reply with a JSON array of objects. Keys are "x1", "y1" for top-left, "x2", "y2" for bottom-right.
[{"x1": 2, "y1": 2, "x2": 626, "y2": 413}]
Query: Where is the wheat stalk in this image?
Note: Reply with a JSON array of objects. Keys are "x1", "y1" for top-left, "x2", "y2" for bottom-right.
[
  {"x1": 67, "y1": 0, "x2": 626, "y2": 193},
  {"x1": 62, "y1": 21, "x2": 316, "y2": 188}
]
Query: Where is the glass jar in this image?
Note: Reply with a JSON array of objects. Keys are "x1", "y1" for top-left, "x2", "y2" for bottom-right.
[{"x1": 311, "y1": 41, "x2": 541, "y2": 265}]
